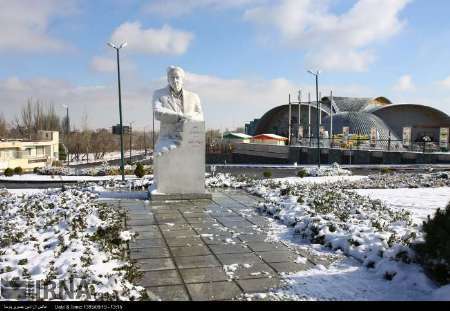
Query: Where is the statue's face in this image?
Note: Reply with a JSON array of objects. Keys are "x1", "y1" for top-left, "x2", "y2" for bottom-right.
[{"x1": 168, "y1": 70, "x2": 184, "y2": 93}]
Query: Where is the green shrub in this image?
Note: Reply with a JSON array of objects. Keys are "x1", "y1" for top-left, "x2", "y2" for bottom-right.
[
  {"x1": 380, "y1": 167, "x2": 392, "y2": 174},
  {"x1": 52, "y1": 161, "x2": 62, "y2": 167},
  {"x1": 14, "y1": 167, "x2": 23, "y2": 175},
  {"x1": 33, "y1": 167, "x2": 39, "y2": 174},
  {"x1": 414, "y1": 202, "x2": 450, "y2": 285},
  {"x1": 59, "y1": 143, "x2": 67, "y2": 161},
  {"x1": 134, "y1": 163, "x2": 145, "y2": 178},
  {"x1": 297, "y1": 168, "x2": 308, "y2": 178},
  {"x1": 4, "y1": 168, "x2": 14, "y2": 177},
  {"x1": 263, "y1": 171, "x2": 272, "y2": 178}
]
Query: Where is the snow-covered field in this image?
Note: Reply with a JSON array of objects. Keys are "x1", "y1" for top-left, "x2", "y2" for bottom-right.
[
  {"x1": 273, "y1": 175, "x2": 367, "y2": 185},
  {"x1": 0, "y1": 189, "x2": 146, "y2": 301},
  {"x1": 355, "y1": 187, "x2": 450, "y2": 225},
  {"x1": 0, "y1": 174, "x2": 152, "y2": 182},
  {"x1": 67, "y1": 150, "x2": 148, "y2": 165},
  {"x1": 207, "y1": 171, "x2": 450, "y2": 301},
  {"x1": 247, "y1": 221, "x2": 446, "y2": 301}
]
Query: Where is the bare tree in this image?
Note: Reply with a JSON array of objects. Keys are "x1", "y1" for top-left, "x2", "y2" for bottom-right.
[
  {"x1": 91, "y1": 129, "x2": 118, "y2": 159},
  {"x1": 14, "y1": 98, "x2": 62, "y2": 139},
  {"x1": 0, "y1": 114, "x2": 9, "y2": 138}
]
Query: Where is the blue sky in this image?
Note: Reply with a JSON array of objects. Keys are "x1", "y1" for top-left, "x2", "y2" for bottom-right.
[{"x1": 1, "y1": 0, "x2": 450, "y2": 131}]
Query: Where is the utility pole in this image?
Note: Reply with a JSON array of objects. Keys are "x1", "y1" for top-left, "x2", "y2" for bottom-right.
[
  {"x1": 308, "y1": 92, "x2": 311, "y2": 146},
  {"x1": 129, "y1": 122, "x2": 133, "y2": 164},
  {"x1": 288, "y1": 94, "x2": 292, "y2": 145},
  {"x1": 108, "y1": 41, "x2": 127, "y2": 181},
  {"x1": 330, "y1": 90, "x2": 334, "y2": 147},
  {"x1": 298, "y1": 90, "x2": 302, "y2": 144},
  {"x1": 308, "y1": 70, "x2": 321, "y2": 168},
  {"x1": 144, "y1": 127, "x2": 147, "y2": 156}
]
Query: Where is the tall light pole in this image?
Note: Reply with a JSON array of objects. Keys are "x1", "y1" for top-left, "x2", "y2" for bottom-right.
[
  {"x1": 308, "y1": 70, "x2": 321, "y2": 168},
  {"x1": 143, "y1": 126, "x2": 147, "y2": 156},
  {"x1": 129, "y1": 121, "x2": 135, "y2": 164},
  {"x1": 108, "y1": 41, "x2": 127, "y2": 181},
  {"x1": 61, "y1": 104, "x2": 70, "y2": 165},
  {"x1": 298, "y1": 90, "x2": 302, "y2": 143},
  {"x1": 288, "y1": 94, "x2": 292, "y2": 144}
]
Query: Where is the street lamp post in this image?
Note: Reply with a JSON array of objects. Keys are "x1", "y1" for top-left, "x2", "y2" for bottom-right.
[
  {"x1": 129, "y1": 121, "x2": 135, "y2": 164},
  {"x1": 298, "y1": 90, "x2": 302, "y2": 144},
  {"x1": 108, "y1": 41, "x2": 127, "y2": 181},
  {"x1": 62, "y1": 104, "x2": 70, "y2": 165},
  {"x1": 143, "y1": 127, "x2": 147, "y2": 156},
  {"x1": 308, "y1": 70, "x2": 321, "y2": 168}
]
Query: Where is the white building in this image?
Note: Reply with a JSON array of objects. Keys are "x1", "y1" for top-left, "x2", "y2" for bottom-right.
[{"x1": 0, "y1": 131, "x2": 59, "y2": 172}]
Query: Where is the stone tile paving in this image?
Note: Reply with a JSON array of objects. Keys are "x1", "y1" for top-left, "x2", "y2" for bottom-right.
[{"x1": 109, "y1": 189, "x2": 330, "y2": 301}]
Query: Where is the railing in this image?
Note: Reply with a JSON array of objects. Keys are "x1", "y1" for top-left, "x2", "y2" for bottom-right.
[{"x1": 292, "y1": 136, "x2": 449, "y2": 153}]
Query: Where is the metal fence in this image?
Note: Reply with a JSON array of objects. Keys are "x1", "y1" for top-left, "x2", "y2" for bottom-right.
[{"x1": 292, "y1": 136, "x2": 448, "y2": 153}]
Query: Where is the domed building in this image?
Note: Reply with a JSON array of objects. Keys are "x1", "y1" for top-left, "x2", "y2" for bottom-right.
[{"x1": 253, "y1": 96, "x2": 450, "y2": 149}]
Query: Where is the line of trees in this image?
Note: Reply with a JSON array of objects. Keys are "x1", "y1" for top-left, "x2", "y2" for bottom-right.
[
  {"x1": 1, "y1": 98, "x2": 246, "y2": 160},
  {"x1": 1, "y1": 99, "x2": 156, "y2": 162}
]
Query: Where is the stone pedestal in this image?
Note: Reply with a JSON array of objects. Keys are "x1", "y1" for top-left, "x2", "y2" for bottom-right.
[{"x1": 150, "y1": 120, "x2": 211, "y2": 201}]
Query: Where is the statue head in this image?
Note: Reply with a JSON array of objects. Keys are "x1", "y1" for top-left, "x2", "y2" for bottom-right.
[{"x1": 167, "y1": 66, "x2": 185, "y2": 94}]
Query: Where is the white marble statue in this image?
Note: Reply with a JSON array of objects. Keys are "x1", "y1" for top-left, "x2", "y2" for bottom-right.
[
  {"x1": 151, "y1": 66, "x2": 208, "y2": 198},
  {"x1": 153, "y1": 66, "x2": 203, "y2": 156}
]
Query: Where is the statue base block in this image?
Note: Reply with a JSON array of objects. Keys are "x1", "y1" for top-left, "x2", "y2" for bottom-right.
[{"x1": 149, "y1": 192, "x2": 212, "y2": 202}]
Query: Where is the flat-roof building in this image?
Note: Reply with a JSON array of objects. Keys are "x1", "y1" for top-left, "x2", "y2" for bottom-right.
[{"x1": 0, "y1": 131, "x2": 59, "y2": 172}]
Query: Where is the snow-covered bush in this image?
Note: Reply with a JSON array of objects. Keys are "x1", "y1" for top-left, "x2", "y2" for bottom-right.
[
  {"x1": 414, "y1": 202, "x2": 450, "y2": 285},
  {"x1": 0, "y1": 189, "x2": 146, "y2": 300},
  {"x1": 206, "y1": 173, "x2": 426, "y2": 283},
  {"x1": 308, "y1": 163, "x2": 352, "y2": 177}
]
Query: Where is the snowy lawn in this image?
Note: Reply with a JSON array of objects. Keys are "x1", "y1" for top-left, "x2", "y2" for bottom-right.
[
  {"x1": 242, "y1": 221, "x2": 441, "y2": 301},
  {"x1": 355, "y1": 187, "x2": 450, "y2": 225},
  {"x1": 0, "y1": 189, "x2": 146, "y2": 300},
  {"x1": 0, "y1": 174, "x2": 152, "y2": 182},
  {"x1": 273, "y1": 175, "x2": 367, "y2": 185}
]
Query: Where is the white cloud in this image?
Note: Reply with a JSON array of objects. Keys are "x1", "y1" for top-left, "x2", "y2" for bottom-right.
[
  {"x1": 90, "y1": 56, "x2": 136, "y2": 73},
  {"x1": 439, "y1": 76, "x2": 450, "y2": 89},
  {"x1": 244, "y1": 0, "x2": 410, "y2": 72},
  {"x1": 0, "y1": 0, "x2": 76, "y2": 52},
  {"x1": 142, "y1": 0, "x2": 261, "y2": 17},
  {"x1": 393, "y1": 74, "x2": 415, "y2": 92},
  {"x1": 110, "y1": 22, "x2": 194, "y2": 55},
  {"x1": 0, "y1": 74, "x2": 371, "y2": 131}
]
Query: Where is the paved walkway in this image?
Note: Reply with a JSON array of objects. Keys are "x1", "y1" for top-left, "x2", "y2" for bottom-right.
[{"x1": 111, "y1": 189, "x2": 319, "y2": 301}]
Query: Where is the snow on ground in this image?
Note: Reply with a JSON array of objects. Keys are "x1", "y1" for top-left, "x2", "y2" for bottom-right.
[
  {"x1": 67, "y1": 150, "x2": 147, "y2": 165},
  {"x1": 0, "y1": 189, "x2": 146, "y2": 300},
  {"x1": 5, "y1": 188, "x2": 60, "y2": 195},
  {"x1": 276, "y1": 257, "x2": 435, "y2": 301},
  {"x1": 273, "y1": 175, "x2": 367, "y2": 185},
  {"x1": 355, "y1": 187, "x2": 450, "y2": 225},
  {"x1": 0, "y1": 174, "x2": 152, "y2": 182},
  {"x1": 248, "y1": 217, "x2": 438, "y2": 301},
  {"x1": 207, "y1": 172, "x2": 450, "y2": 301}
]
